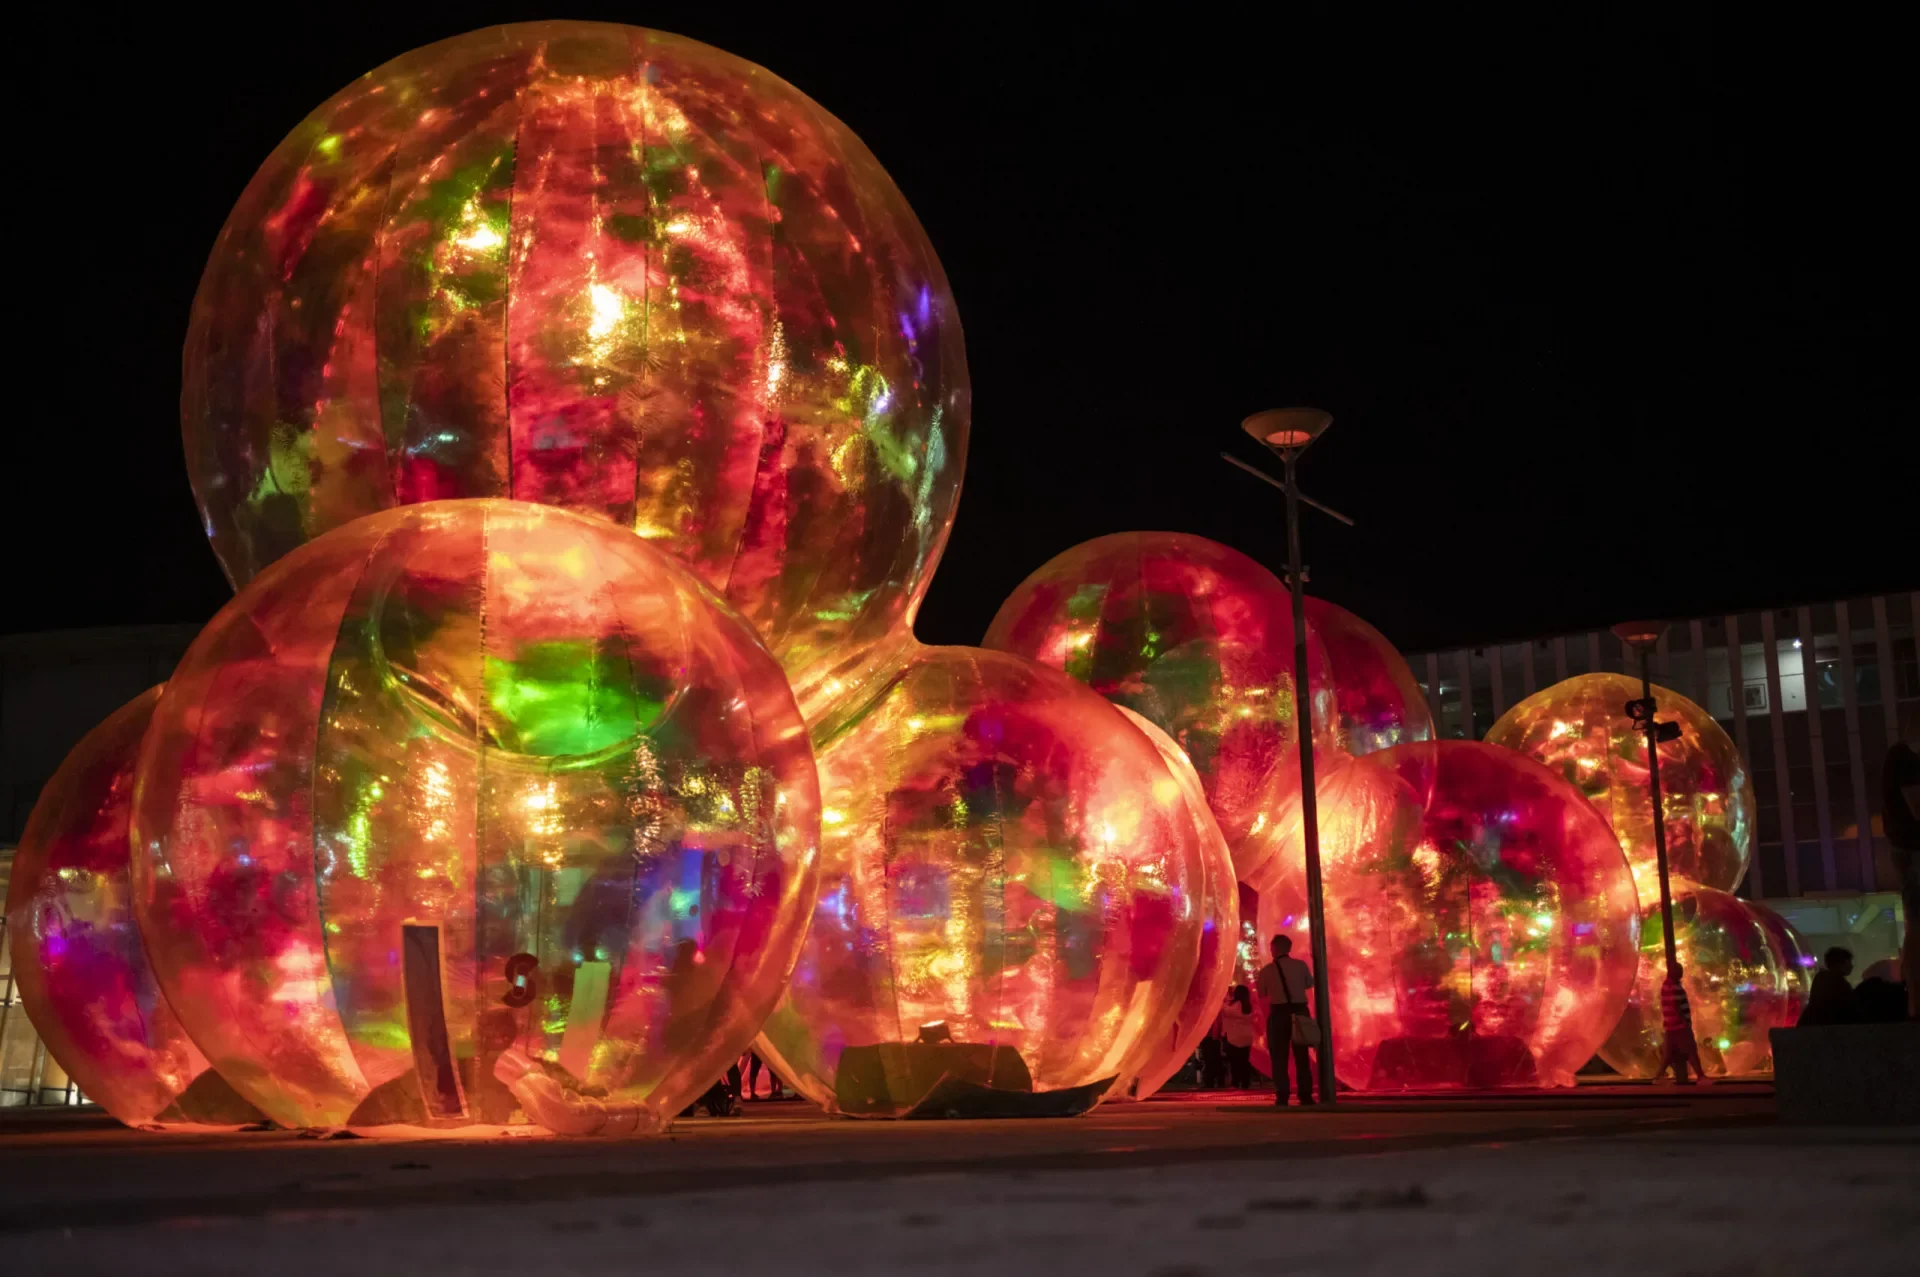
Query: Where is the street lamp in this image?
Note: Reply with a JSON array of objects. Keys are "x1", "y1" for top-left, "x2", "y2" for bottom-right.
[
  {"x1": 1611, "y1": 619, "x2": 1696, "y2": 1080},
  {"x1": 1225, "y1": 407, "x2": 1349, "y2": 1108}
]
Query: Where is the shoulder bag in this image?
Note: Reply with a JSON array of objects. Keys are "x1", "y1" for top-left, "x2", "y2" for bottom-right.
[{"x1": 1278, "y1": 963, "x2": 1322, "y2": 1049}]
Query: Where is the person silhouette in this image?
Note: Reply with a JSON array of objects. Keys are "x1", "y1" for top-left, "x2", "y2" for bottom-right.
[
  {"x1": 1255, "y1": 935, "x2": 1316, "y2": 1106},
  {"x1": 1799, "y1": 947, "x2": 1860, "y2": 1026},
  {"x1": 1219, "y1": 986, "x2": 1256, "y2": 1089},
  {"x1": 1657, "y1": 965, "x2": 1709, "y2": 1084}
]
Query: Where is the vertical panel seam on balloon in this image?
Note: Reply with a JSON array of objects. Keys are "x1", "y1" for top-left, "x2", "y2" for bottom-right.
[
  {"x1": 984, "y1": 654, "x2": 1012, "y2": 1083},
  {"x1": 310, "y1": 518, "x2": 404, "y2": 1111},
  {"x1": 628, "y1": 33, "x2": 654, "y2": 532},
  {"x1": 502, "y1": 85, "x2": 526, "y2": 498},
  {"x1": 474, "y1": 504, "x2": 496, "y2": 1094},
  {"x1": 876, "y1": 680, "x2": 909, "y2": 1105},
  {"x1": 371, "y1": 129, "x2": 400, "y2": 507},
  {"x1": 590, "y1": 533, "x2": 646, "y2": 1100}
]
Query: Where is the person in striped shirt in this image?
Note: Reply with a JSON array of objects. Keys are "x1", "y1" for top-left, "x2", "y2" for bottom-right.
[{"x1": 1658, "y1": 965, "x2": 1708, "y2": 1084}]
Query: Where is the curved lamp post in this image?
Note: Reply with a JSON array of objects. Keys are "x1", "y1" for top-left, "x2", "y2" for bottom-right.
[{"x1": 1225, "y1": 408, "x2": 1348, "y2": 1108}]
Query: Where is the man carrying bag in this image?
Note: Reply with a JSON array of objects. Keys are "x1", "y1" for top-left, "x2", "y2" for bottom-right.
[{"x1": 1256, "y1": 934, "x2": 1321, "y2": 1107}]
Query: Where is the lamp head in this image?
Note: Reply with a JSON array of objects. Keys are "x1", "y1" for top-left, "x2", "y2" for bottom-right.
[
  {"x1": 1242, "y1": 408, "x2": 1332, "y2": 452},
  {"x1": 1610, "y1": 619, "x2": 1671, "y2": 652}
]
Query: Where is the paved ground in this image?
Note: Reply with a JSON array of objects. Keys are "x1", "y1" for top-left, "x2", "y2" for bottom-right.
[{"x1": 3, "y1": 1086, "x2": 1912, "y2": 1275}]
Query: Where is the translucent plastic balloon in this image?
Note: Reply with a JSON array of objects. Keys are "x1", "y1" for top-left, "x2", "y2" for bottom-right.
[
  {"x1": 1748, "y1": 900, "x2": 1813, "y2": 1023},
  {"x1": 1486, "y1": 673, "x2": 1754, "y2": 894},
  {"x1": 182, "y1": 21, "x2": 968, "y2": 728},
  {"x1": 754, "y1": 645, "x2": 1207, "y2": 1116},
  {"x1": 1108, "y1": 708, "x2": 1238, "y2": 1100},
  {"x1": 1252, "y1": 741, "x2": 1640, "y2": 1089},
  {"x1": 1306, "y1": 597, "x2": 1434, "y2": 756},
  {"x1": 1233, "y1": 598, "x2": 1436, "y2": 892},
  {"x1": 982, "y1": 533, "x2": 1337, "y2": 869},
  {"x1": 130, "y1": 500, "x2": 820, "y2": 1130},
  {"x1": 1599, "y1": 882, "x2": 1790, "y2": 1078},
  {"x1": 5, "y1": 690, "x2": 258, "y2": 1126}
]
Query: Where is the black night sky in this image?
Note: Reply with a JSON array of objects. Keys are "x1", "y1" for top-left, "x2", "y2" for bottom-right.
[{"x1": 17, "y1": 8, "x2": 1913, "y2": 651}]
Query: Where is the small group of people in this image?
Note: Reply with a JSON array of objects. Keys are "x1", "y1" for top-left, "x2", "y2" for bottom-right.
[
  {"x1": 733, "y1": 1050, "x2": 789, "y2": 1102},
  {"x1": 684, "y1": 1050, "x2": 792, "y2": 1117},
  {"x1": 1799, "y1": 946, "x2": 1909, "y2": 1026},
  {"x1": 1195, "y1": 934, "x2": 1321, "y2": 1106}
]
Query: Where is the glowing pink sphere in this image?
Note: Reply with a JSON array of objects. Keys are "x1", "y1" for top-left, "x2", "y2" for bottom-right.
[
  {"x1": 1252, "y1": 741, "x2": 1640, "y2": 1089},
  {"x1": 755, "y1": 644, "x2": 1209, "y2": 1116}
]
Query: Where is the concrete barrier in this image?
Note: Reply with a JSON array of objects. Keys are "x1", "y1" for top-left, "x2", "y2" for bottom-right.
[{"x1": 1769, "y1": 1023, "x2": 1920, "y2": 1124}]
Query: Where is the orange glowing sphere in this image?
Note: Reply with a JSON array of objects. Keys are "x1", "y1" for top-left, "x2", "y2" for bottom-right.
[
  {"x1": 1252, "y1": 741, "x2": 1640, "y2": 1090},
  {"x1": 986, "y1": 534, "x2": 1430, "y2": 883},
  {"x1": 6, "y1": 690, "x2": 258, "y2": 1127},
  {"x1": 183, "y1": 22, "x2": 968, "y2": 728},
  {"x1": 1486, "y1": 673, "x2": 1754, "y2": 894},
  {"x1": 1598, "y1": 882, "x2": 1792, "y2": 1078},
  {"x1": 130, "y1": 500, "x2": 819, "y2": 1131},
  {"x1": 754, "y1": 645, "x2": 1209, "y2": 1116}
]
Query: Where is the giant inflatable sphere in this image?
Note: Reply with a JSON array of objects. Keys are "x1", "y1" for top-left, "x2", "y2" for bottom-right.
[
  {"x1": 1252, "y1": 741, "x2": 1640, "y2": 1089},
  {"x1": 1485, "y1": 673, "x2": 1753, "y2": 894},
  {"x1": 982, "y1": 533, "x2": 1337, "y2": 869},
  {"x1": 1108, "y1": 708, "x2": 1239, "y2": 1100},
  {"x1": 130, "y1": 501, "x2": 820, "y2": 1131},
  {"x1": 183, "y1": 21, "x2": 969, "y2": 727},
  {"x1": 1599, "y1": 882, "x2": 1790, "y2": 1078},
  {"x1": 5, "y1": 690, "x2": 257, "y2": 1126},
  {"x1": 754, "y1": 645, "x2": 1208, "y2": 1116},
  {"x1": 1229, "y1": 596, "x2": 1438, "y2": 891}
]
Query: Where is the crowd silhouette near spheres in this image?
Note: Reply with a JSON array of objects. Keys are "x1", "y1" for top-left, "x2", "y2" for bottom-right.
[
  {"x1": 1128, "y1": 934, "x2": 1329, "y2": 1104},
  {"x1": 1137, "y1": 933, "x2": 1327, "y2": 1103},
  {"x1": 682, "y1": 1052, "x2": 797, "y2": 1118},
  {"x1": 1799, "y1": 947, "x2": 1911, "y2": 1028}
]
